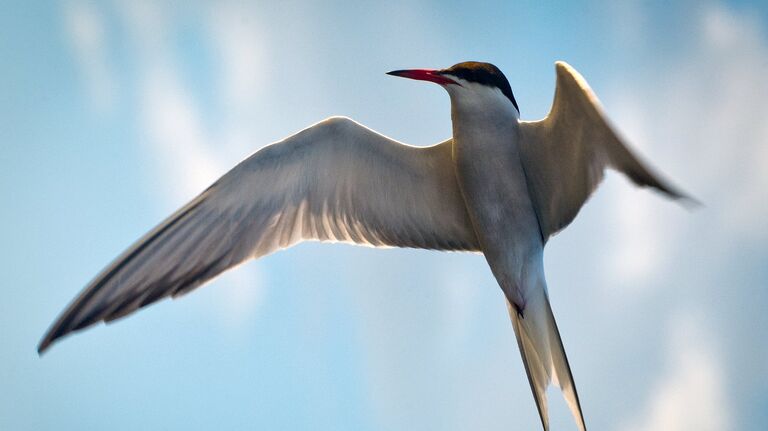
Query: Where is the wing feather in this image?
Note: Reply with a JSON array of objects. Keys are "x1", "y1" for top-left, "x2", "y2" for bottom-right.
[
  {"x1": 519, "y1": 62, "x2": 694, "y2": 240},
  {"x1": 39, "y1": 116, "x2": 478, "y2": 352}
]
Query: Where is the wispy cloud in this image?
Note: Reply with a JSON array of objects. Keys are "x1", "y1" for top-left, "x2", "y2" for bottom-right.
[
  {"x1": 602, "y1": 1, "x2": 768, "y2": 292},
  {"x1": 139, "y1": 66, "x2": 221, "y2": 198},
  {"x1": 621, "y1": 311, "x2": 730, "y2": 431},
  {"x1": 62, "y1": 0, "x2": 116, "y2": 113},
  {"x1": 599, "y1": 2, "x2": 768, "y2": 428},
  {"x1": 62, "y1": 0, "x2": 267, "y2": 327},
  {"x1": 694, "y1": 3, "x2": 768, "y2": 239},
  {"x1": 207, "y1": 1, "x2": 266, "y2": 111}
]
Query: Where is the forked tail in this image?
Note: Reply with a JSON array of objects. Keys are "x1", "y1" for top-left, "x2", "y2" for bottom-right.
[{"x1": 508, "y1": 290, "x2": 586, "y2": 431}]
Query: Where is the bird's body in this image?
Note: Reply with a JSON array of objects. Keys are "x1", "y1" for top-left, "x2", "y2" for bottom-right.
[
  {"x1": 39, "y1": 61, "x2": 693, "y2": 431},
  {"x1": 446, "y1": 70, "x2": 586, "y2": 429},
  {"x1": 448, "y1": 77, "x2": 542, "y2": 310}
]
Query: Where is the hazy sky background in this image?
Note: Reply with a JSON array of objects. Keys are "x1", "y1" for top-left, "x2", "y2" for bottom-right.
[{"x1": 2, "y1": 0, "x2": 767, "y2": 430}]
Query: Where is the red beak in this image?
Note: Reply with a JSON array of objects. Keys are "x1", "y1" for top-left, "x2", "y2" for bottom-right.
[{"x1": 386, "y1": 69, "x2": 459, "y2": 86}]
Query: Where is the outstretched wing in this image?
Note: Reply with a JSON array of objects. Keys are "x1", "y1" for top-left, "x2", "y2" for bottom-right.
[
  {"x1": 39, "y1": 116, "x2": 478, "y2": 352},
  {"x1": 519, "y1": 61, "x2": 694, "y2": 240}
]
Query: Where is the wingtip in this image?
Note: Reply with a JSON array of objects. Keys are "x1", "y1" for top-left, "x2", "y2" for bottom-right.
[
  {"x1": 37, "y1": 322, "x2": 70, "y2": 355},
  {"x1": 37, "y1": 339, "x2": 51, "y2": 356},
  {"x1": 660, "y1": 183, "x2": 702, "y2": 210},
  {"x1": 679, "y1": 194, "x2": 704, "y2": 210},
  {"x1": 37, "y1": 330, "x2": 59, "y2": 356}
]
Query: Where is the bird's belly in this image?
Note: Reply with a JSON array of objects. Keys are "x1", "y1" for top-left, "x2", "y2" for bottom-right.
[
  {"x1": 453, "y1": 136, "x2": 543, "y2": 306},
  {"x1": 456, "y1": 152, "x2": 541, "y2": 252}
]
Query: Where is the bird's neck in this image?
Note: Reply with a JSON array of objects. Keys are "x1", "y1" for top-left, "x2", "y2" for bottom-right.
[
  {"x1": 449, "y1": 89, "x2": 520, "y2": 160},
  {"x1": 448, "y1": 84, "x2": 519, "y2": 121}
]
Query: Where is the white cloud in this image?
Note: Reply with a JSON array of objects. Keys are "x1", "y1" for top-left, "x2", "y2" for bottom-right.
[
  {"x1": 94, "y1": 0, "x2": 266, "y2": 327},
  {"x1": 694, "y1": 3, "x2": 768, "y2": 239},
  {"x1": 208, "y1": 262, "x2": 265, "y2": 329},
  {"x1": 606, "y1": 174, "x2": 666, "y2": 287},
  {"x1": 602, "y1": 1, "x2": 768, "y2": 293},
  {"x1": 207, "y1": 1, "x2": 266, "y2": 111},
  {"x1": 139, "y1": 66, "x2": 222, "y2": 199},
  {"x1": 62, "y1": 0, "x2": 116, "y2": 112},
  {"x1": 597, "y1": 3, "x2": 768, "y2": 428},
  {"x1": 621, "y1": 311, "x2": 730, "y2": 431}
]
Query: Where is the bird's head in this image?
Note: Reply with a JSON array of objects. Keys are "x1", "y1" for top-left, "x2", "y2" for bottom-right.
[{"x1": 387, "y1": 61, "x2": 520, "y2": 117}]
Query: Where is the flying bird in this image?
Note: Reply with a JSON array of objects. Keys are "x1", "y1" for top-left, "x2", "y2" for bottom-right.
[{"x1": 39, "y1": 61, "x2": 693, "y2": 431}]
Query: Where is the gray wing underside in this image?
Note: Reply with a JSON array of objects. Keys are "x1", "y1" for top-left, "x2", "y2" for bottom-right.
[
  {"x1": 519, "y1": 61, "x2": 695, "y2": 240},
  {"x1": 39, "y1": 116, "x2": 478, "y2": 353}
]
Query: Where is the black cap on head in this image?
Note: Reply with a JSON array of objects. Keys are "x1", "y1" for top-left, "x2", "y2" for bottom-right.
[{"x1": 439, "y1": 62, "x2": 519, "y2": 113}]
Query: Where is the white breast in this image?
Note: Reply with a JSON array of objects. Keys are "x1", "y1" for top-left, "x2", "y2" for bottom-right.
[{"x1": 446, "y1": 80, "x2": 543, "y2": 302}]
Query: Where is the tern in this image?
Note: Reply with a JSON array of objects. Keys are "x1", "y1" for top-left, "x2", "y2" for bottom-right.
[{"x1": 39, "y1": 61, "x2": 692, "y2": 430}]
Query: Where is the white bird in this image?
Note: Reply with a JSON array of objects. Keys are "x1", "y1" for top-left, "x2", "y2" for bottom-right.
[{"x1": 39, "y1": 61, "x2": 693, "y2": 431}]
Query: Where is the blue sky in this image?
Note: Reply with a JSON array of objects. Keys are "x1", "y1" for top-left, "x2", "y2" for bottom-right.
[{"x1": 2, "y1": 0, "x2": 768, "y2": 430}]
